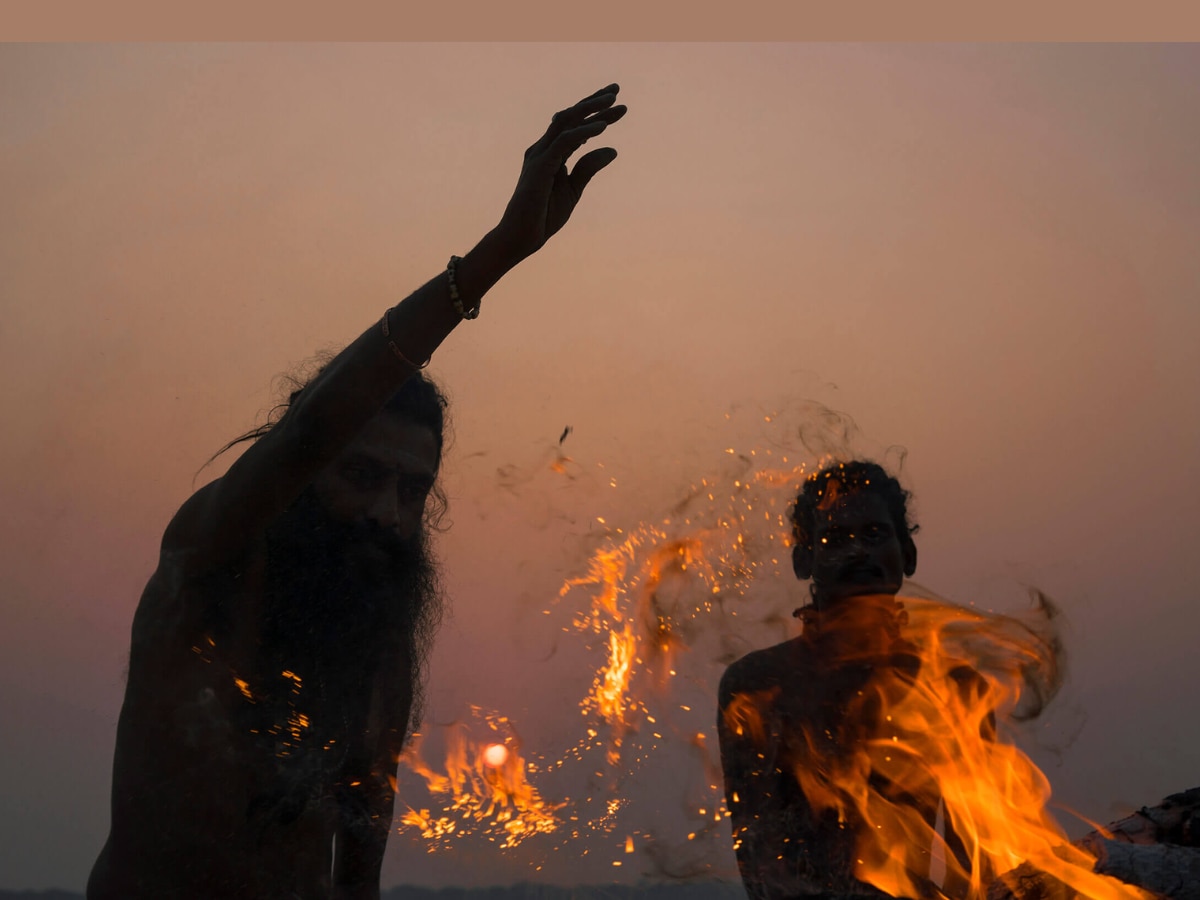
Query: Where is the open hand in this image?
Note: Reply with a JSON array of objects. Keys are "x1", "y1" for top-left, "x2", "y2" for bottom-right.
[{"x1": 494, "y1": 84, "x2": 627, "y2": 264}]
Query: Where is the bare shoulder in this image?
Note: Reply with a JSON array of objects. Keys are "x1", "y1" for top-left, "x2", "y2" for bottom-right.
[
  {"x1": 130, "y1": 482, "x2": 266, "y2": 658},
  {"x1": 720, "y1": 636, "x2": 807, "y2": 703},
  {"x1": 161, "y1": 478, "x2": 224, "y2": 557},
  {"x1": 159, "y1": 476, "x2": 266, "y2": 578}
]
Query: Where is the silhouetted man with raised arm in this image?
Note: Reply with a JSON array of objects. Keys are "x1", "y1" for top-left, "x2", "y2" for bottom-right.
[
  {"x1": 89, "y1": 84, "x2": 627, "y2": 900},
  {"x1": 718, "y1": 461, "x2": 977, "y2": 900}
]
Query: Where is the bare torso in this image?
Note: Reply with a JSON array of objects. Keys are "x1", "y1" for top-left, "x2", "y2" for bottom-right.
[
  {"x1": 718, "y1": 628, "x2": 941, "y2": 900},
  {"x1": 89, "y1": 533, "x2": 402, "y2": 900}
]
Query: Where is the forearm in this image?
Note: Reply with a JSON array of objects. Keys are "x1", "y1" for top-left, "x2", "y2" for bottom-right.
[
  {"x1": 333, "y1": 883, "x2": 381, "y2": 900},
  {"x1": 287, "y1": 228, "x2": 517, "y2": 456},
  {"x1": 334, "y1": 733, "x2": 406, "y2": 896},
  {"x1": 332, "y1": 787, "x2": 395, "y2": 896}
]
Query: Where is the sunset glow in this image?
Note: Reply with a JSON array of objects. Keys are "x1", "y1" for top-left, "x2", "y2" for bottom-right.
[{"x1": 4, "y1": 43, "x2": 1197, "y2": 893}]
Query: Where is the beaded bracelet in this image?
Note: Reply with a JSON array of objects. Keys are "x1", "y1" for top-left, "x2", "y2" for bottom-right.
[
  {"x1": 380, "y1": 307, "x2": 430, "y2": 369},
  {"x1": 447, "y1": 255, "x2": 479, "y2": 320}
]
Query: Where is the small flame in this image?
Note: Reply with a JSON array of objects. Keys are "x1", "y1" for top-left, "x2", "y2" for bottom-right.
[{"x1": 398, "y1": 710, "x2": 561, "y2": 850}]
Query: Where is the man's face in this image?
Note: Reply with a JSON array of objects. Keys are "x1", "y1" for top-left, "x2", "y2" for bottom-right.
[
  {"x1": 310, "y1": 414, "x2": 440, "y2": 569},
  {"x1": 262, "y1": 413, "x2": 443, "y2": 675},
  {"x1": 809, "y1": 491, "x2": 909, "y2": 607}
]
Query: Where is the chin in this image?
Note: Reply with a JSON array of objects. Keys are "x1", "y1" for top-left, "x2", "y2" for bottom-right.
[{"x1": 828, "y1": 585, "x2": 900, "y2": 604}]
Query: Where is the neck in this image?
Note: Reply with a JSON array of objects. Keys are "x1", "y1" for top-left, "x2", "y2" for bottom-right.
[{"x1": 798, "y1": 592, "x2": 906, "y2": 660}]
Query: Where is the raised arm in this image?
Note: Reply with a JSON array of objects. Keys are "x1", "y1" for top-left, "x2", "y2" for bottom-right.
[{"x1": 164, "y1": 85, "x2": 627, "y2": 572}]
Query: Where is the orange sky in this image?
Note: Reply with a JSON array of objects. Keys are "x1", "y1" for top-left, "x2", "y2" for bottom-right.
[{"x1": 1, "y1": 43, "x2": 1198, "y2": 890}]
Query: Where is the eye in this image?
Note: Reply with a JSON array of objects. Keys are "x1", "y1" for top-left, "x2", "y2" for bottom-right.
[
  {"x1": 341, "y1": 463, "x2": 382, "y2": 489},
  {"x1": 396, "y1": 478, "x2": 433, "y2": 504},
  {"x1": 863, "y1": 523, "x2": 893, "y2": 544}
]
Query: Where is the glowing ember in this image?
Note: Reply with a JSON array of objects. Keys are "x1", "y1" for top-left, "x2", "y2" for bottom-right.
[
  {"x1": 398, "y1": 709, "x2": 560, "y2": 850},
  {"x1": 397, "y1": 417, "x2": 826, "y2": 867},
  {"x1": 394, "y1": 406, "x2": 1136, "y2": 895}
]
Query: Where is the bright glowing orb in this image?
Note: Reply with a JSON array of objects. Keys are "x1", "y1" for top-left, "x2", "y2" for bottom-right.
[{"x1": 482, "y1": 743, "x2": 509, "y2": 768}]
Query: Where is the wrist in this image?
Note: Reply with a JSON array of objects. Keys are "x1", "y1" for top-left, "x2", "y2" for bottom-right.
[
  {"x1": 447, "y1": 230, "x2": 524, "y2": 318},
  {"x1": 476, "y1": 224, "x2": 530, "y2": 273}
]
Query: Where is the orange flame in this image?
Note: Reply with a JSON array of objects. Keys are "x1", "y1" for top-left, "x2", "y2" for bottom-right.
[
  {"x1": 398, "y1": 710, "x2": 561, "y2": 850},
  {"x1": 728, "y1": 592, "x2": 1149, "y2": 899},
  {"x1": 399, "y1": 408, "x2": 1143, "y2": 893}
]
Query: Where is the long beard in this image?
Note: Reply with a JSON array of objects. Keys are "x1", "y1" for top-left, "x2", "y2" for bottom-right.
[
  {"x1": 235, "y1": 489, "x2": 443, "y2": 831},
  {"x1": 254, "y1": 487, "x2": 440, "y2": 737}
]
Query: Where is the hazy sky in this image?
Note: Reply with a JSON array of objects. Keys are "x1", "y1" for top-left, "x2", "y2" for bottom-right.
[{"x1": 2, "y1": 43, "x2": 1198, "y2": 891}]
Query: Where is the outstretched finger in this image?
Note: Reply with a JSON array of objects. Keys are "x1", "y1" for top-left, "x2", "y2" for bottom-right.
[
  {"x1": 585, "y1": 103, "x2": 628, "y2": 128},
  {"x1": 544, "y1": 118, "x2": 611, "y2": 170},
  {"x1": 568, "y1": 147, "x2": 619, "y2": 197},
  {"x1": 544, "y1": 100, "x2": 625, "y2": 166},
  {"x1": 567, "y1": 83, "x2": 621, "y2": 120},
  {"x1": 576, "y1": 82, "x2": 620, "y2": 106},
  {"x1": 529, "y1": 85, "x2": 621, "y2": 155}
]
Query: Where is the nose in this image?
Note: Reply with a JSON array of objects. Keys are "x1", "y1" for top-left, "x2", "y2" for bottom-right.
[
  {"x1": 840, "y1": 533, "x2": 872, "y2": 560},
  {"x1": 365, "y1": 488, "x2": 400, "y2": 531},
  {"x1": 366, "y1": 484, "x2": 425, "y2": 540}
]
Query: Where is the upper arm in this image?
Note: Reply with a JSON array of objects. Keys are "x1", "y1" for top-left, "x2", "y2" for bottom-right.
[
  {"x1": 717, "y1": 664, "x2": 754, "y2": 799},
  {"x1": 718, "y1": 661, "x2": 782, "y2": 862},
  {"x1": 162, "y1": 413, "x2": 335, "y2": 574}
]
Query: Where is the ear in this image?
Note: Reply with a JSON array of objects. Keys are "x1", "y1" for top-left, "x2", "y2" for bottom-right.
[
  {"x1": 902, "y1": 537, "x2": 917, "y2": 578},
  {"x1": 792, "y1": 541, "x2": 813, "y2": 581}
]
